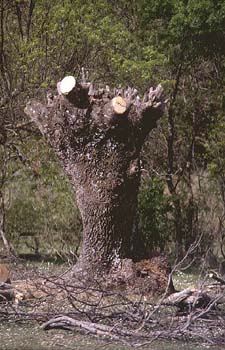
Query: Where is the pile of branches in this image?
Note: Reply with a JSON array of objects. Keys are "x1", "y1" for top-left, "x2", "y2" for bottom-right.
[{"x1": 0, "y1": 271, "x2": 224, "y2": 348}]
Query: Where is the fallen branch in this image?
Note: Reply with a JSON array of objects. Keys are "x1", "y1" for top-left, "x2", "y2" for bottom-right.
[
  {"x1": 163, "y1": 288, "x2": 212, "y2": 311},
  {"x1": 41, "y1": 315, "x2": 169, "y2": 341},
  {"x1": 209, "y1": 271, "x2": 225, "y2": 285}
]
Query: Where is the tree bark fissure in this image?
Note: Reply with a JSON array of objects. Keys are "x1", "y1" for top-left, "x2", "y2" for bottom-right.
[{"x1": 25, "y1": 79, "x2": 164, "y2": 275}]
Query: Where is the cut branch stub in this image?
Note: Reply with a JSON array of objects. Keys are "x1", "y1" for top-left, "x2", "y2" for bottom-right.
[
  {"x1": 146, "y1": 84, "x2": 164, "y2": 108},
  {"x1": 112, "y1": 96, "x2": 127, "y2": 114},
  {"x1": 57, "y1": 76, "x2": 76, "y2": 95},
  {"x1": 57, "y1": 76, "x2": 91, "y2": 108},
  {"x1": 102, "y1": 96, "x2": 128, "y2": 125}
]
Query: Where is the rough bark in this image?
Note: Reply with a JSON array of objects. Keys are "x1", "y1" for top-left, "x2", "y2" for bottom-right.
[{"x1": 25, "y1": 78, "x2": 164, "y2": 277}]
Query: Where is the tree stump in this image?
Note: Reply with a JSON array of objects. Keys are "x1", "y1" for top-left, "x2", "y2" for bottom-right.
[{"x1": 25, "y1": 76, "x2": 169, "y2": 294}]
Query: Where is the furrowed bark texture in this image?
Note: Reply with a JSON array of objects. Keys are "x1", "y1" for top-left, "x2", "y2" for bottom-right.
[{"x1": 25, "y1": 81, "x2": 164, "y2": 276}]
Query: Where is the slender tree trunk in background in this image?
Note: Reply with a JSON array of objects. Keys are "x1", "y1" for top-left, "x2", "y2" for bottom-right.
[
  {"x1": 25, "y1": 78, "x2": 165, "y2": 278},
  {"x1": 166, "y1": 63, "x2": 184, "y2": 260},
  {"x1": 0, "y1": 147, "x2": 14, "y2": 256},
  {"x1": 166, "y1": 173, "x2": 184, "y2": 259},
  {"x1": 0, "y1": 191, "x2": 11, "y2": 255}
]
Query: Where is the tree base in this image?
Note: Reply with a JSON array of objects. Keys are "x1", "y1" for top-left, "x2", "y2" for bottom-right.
[{"x1": 70, "y1": 255, "x2": 174, "y2": 296}]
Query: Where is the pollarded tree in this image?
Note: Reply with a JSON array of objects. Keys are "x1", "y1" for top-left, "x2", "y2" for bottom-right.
[{"x1": 25, "y1": 76, "x2": 165, "y2": 280}]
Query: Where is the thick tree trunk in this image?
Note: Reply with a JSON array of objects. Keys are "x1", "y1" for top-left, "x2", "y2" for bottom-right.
[
  {"x1": 25, "y1": 78, "x2": 164, "y2": 277},
  {"x1": 75, "y1": 153, "x2": 140, "y2": 274}
]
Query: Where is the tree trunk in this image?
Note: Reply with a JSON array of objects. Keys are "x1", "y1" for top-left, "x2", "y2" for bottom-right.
[
  {"x1": 0, "y1": 147, "x2": 15, "y2": 256},
  {"x1": 25, "y1": 79, "x2": 164, "y2": 277}
]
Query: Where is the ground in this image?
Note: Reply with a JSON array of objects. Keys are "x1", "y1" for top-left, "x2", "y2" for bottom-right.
[{"x1": 0, "y1": 258, "x2": 224, "y2": 348}]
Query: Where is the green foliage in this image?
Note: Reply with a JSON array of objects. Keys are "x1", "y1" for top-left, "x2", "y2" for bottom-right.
[
  {"x1": 206, "y1": 115, "x2": 225, "y2": 184},
  {"x1": 138, "y1": 177, "x2": 171, "y2": 253},
  {"x1": 4, "y1": 139, "x2": 82, "y2": 256},
  {"x1": 1, "y1": 0, "x2": 168, "y2": 93}
]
